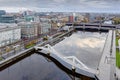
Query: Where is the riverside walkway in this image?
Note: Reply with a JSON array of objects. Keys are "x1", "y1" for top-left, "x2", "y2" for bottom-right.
[{"x1": 97, "y1": 30, "x2": 116, "y2": 80}]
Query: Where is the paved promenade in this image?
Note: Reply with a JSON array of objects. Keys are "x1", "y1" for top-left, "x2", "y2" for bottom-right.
[{"x1": 97, "y1": 30, "x2": 116, "y2": 80}]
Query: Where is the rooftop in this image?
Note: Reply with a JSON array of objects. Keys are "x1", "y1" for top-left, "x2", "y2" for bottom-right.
[{"x1": 0, "y1": 23, "x2": 20, "y2": 32}]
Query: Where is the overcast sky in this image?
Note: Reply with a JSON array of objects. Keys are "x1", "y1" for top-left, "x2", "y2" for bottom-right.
[{"x1": 0, "y1": 0, "x2": 120, "y2": 13}]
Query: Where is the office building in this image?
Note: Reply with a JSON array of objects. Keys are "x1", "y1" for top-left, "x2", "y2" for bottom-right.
[
  {"x1": 0, "y1": 10, "x2": 6, "y2": 16},
  {"x1": 40, "y1": 22, "x2": 51, "y2": 34},
  {"x1": 18, "y1": 22, "x2": 41, "y2": 39},
  {"x1": 69, "y1": 16, "x2": 74, "y2": 22},
  {"x1": 0, "y1": 15, "x2": 15, "y2": 23},
  {"x1": 40, "y1": 18, "x2": 51, "y2": 34},
  {"x1": 0, "y1": 23, "x2": 21, "y2": 47}
]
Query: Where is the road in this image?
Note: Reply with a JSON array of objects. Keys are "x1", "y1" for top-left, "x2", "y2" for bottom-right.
[{"x1": 0, "y1": 30, "x2": 62, "y2": 61}]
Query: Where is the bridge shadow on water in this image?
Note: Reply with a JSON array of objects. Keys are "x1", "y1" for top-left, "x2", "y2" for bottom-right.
[
  {"x1": 0, "y1": 50, "x2": 34, "y2": 71},
  {"x1": 75, "y1": 28, "x2": 108, "y2": 33}
]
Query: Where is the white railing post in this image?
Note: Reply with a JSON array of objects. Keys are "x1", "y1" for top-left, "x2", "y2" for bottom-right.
[{"x1": 72, "y1": 57, "x2": 75, "y2": 70}]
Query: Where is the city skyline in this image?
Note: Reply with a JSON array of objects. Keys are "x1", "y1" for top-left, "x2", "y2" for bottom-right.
[
  {"x1": 0, "y1": 1, "x2": 119, "y2": 79},
  {"x1": 0, "y1": 0, "x2": 120, "y2": 13}
]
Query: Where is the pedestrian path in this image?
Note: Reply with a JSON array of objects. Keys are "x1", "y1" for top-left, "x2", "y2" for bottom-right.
[
  {"x1": 97, "y1": 30, "x2": 116, "y2": 80},
  {"x1": 116, "y1": 68, "x2": 120, "y2": 80}
]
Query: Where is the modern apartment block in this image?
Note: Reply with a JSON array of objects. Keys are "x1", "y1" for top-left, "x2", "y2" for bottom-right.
[
  {"x1": 0, "y1": 23, "x2": 21, "y2": 47},
  {"x1": 40, "y1": 18, "x2": 51, "y2": 34},
  {"x1": 18, "y1": 22, "x2": 41, "y2": 39}
]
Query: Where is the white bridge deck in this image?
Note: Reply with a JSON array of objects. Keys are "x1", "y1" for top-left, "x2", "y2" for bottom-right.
[{"x1": 35, "y1": 44, "x2": 99, "y2": 75}]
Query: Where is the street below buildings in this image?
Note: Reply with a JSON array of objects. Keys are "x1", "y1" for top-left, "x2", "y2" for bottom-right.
[{"x1": 0, "y1": 29, "x2": 62, "y2": 62}]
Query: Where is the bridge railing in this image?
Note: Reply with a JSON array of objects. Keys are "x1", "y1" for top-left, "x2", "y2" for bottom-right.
[
  {"x1": 66, "y1": 23, "x2": 117, "y2": 30},
  {"x1": 35, "y1": 44, "x2": 99, "y2": 75}
]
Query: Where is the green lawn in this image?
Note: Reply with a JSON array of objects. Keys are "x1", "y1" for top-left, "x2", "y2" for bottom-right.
[
  {"x1": 116, "y1": 34, "x2": 120, "y2": 68},
  {"x1": 0, "y1": 57, "x2": 3, "y2": 61},
  {"x1": 116, "y1": 48, "x2": 120, "y2": 68},
  {"x1": 25, "y1": 44, "x2": 35, "y2": 49},
  {"x1": 116, "y1": 37, "x2": 119, "y2": 46}
]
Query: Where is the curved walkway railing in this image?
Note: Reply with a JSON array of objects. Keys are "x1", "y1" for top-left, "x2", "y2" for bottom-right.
[{"x1": 34, "y1": 44, "x2": 99, "y2": 75}]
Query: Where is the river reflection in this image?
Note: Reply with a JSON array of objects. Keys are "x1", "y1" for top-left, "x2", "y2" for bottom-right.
[
  {"x1": 0, "y1": 31, "x2": 108, "y2": 80},
  {"x1": 0, "y1": 53, "x2": 78, "y2": 80},
  {"x1": 53, "y1": 31, "x2": 108, "y2": 69}
]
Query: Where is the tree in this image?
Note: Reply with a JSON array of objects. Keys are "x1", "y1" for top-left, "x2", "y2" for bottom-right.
[
  {"x1": 5, "y1": 46, "x2": 11, "y2": 52},
  {"x1": 113, "y1": 17, "x2": 120, "y2": 24}
]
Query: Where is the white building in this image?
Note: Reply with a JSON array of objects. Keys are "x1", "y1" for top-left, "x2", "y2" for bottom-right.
[
  {"x1": 0, "y1": 23, "x2": 21, "y2": 47},
  {"x1": 40, "y1": 18, "x2": 51, "y2": 34},
  {"x1": 18, "y1": 22, "x2": 41, "y2": 38},
  {"x1": 104, "y1": 20, "x2": 113, "y2": 24},
  {"x1": 41, "y1": 22, "x2": 51, "y2": 34},
  {"x1": 62, "y1": 26, "x2": 73, "y2": 31}
]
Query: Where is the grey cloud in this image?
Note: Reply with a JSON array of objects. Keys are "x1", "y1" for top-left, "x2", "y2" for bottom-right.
[
  {"x1": 0, "y1": 0, "x2": 120, "y2": 12},
  {"x1": 0, "y1": 0, "x2": 119, "y2": 7}
]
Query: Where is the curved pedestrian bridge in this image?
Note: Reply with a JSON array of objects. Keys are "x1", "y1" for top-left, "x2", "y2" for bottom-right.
[{"x1": 35, "y1": 31, "x2": 108, "y2": 79}]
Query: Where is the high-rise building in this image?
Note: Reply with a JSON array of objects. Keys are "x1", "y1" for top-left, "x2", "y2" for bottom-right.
[
  {"x1": 73, "y1": 13, "x2": 76, "y2": 22},
  {"x1": 74, "y1": 16, "x2": 78, "y2": 22},
  {"x1": 0, "y1": 15, "x2": 15, "y2": 23},
  {"x1": 22, "y1": 10, "x2": 35, "y2": 17},
  {"x1": 85, "y1": 13, "x2": 90, "y2": 22},
  {"x1": 69, "y1": 16, "x2": 74, "y2": 22},
  {"x1": 0, "y1": 10, "x2": 6, "y2": 16},
  {"x1": 40, "y1": 22, "x2": 51, "y2": 34},
  {"x1": 18, "y1": 22, "x2": 41, "y2": 39},
  {"x1": 24, "y1": 16, "x2": 34, "y2": 22},
  {"x1": 40, "y1": 18, "x2": 51, "y2": 34}
]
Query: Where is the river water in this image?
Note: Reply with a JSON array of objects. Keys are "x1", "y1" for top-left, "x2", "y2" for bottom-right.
[
  {"x1": 0, "y1": 31, "x2": 108, "y2": 80},
  {"x1": 0, "y1": 53, "x2": 76, "y2": 80},
  {"x1": 53, "y1": 31, "x2": 107, "y2": 69}
]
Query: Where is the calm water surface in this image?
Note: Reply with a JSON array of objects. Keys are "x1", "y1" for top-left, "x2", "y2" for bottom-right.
[
  {"x1": 54, "y1": 31, "x2": 107, "y2": 69},
  {"x1": 0, "y1": 53, "x2": 76, "y2": 80}
]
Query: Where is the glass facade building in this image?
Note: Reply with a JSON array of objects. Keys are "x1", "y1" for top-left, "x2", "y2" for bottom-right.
[
  {"x1": 0, "y1": 15, "x2": 15, "y2": 23},
  {"x1": 0, "y1": 10, "x2": 6, "y2": 16}
]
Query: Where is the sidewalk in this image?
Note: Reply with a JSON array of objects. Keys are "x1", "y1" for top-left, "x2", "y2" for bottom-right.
[
  {"x1": 97, "y1": 30, "x2": 116, "y2": 80},
  {"x1": 1, "y1": 46, "x2": 25, "y2": 60},
  {"x1": 116, "y1": 68, "x2": 120, "y2": 80}
]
